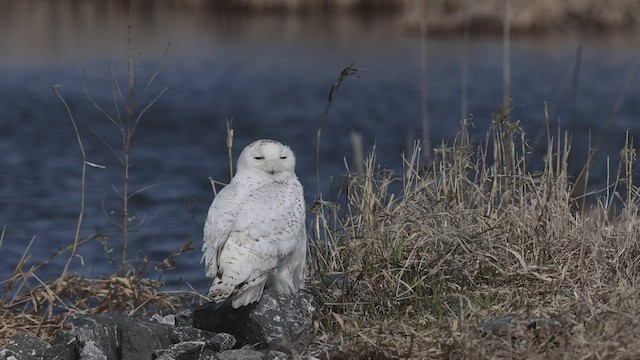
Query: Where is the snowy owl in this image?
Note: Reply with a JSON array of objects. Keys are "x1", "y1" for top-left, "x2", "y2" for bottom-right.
[{"x1": 202, "y1": 139, "x2": 307, "y2": 308}]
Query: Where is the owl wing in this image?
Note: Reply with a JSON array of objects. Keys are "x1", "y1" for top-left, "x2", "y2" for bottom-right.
[
  {"x1": 269, "y1": 220, "x2": 306, "y2": 294},
  {"x1": 201, "y1": 180, "x2": 240, "y2": 279}
]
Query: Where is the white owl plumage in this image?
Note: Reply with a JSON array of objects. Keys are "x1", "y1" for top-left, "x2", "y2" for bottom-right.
[{"x1": 202, "y1": 139, "x2": 307, "y2": 308}]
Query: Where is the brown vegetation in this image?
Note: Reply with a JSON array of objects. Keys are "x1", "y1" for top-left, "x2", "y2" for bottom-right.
[
  {"x1": 175, "y1": 0, "x2": 640, "y2": 33},
  {"x1": 0, "y1": 240, "x2": 200, "y2": 346},
  {"x1": 2, "y1": 102, "x2": 640, "y2": 358},
  {"x1": 309, "y1": 103, "x2": 640, "y2": 358}
]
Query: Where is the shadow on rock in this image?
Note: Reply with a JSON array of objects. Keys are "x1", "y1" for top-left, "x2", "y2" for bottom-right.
[{"x1": 192, "y1": 288, "x2": 316, "y2": 351}]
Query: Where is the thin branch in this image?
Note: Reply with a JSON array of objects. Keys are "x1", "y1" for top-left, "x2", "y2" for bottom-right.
[
  {"x1": 184, "y1": 199, "x2": 202, "y2": 232},
  {"x1": 0, "y1": 225, "x2": 5, "y2": 249},
  {"x1": 132, "y1": 86, "x2": 170, "y2": 134},
  {"x1": 46, "y1": 81, "x2": 88, "y2": 281},
  {"x1": 108, "y1": 60, "x2": 126, "y2": 128},
  {"x1": 128, "y1": 182, "x2": 164, "y2": 199},
  {"x1": 133, "y1": 42, "x2": 172, "y2": 113},
  {"x1": 82, "y1": 69, "x2": 120, "y2": 129},
  {"x1": 420, "y1": 3, "x2": 431, "y2": 163}
]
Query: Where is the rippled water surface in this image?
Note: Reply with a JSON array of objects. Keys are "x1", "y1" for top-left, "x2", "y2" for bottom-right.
[{"x1": 1, "y1": 1, "x2": 639, "y2": 291}]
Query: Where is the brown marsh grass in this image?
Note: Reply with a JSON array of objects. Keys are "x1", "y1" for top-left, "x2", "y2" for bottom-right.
[
  {"x1": 2, "y1": 100, "x2": 640, "y2": 358},
  {"x1": 0, "y1": 232, "x2": 198, "y2": 346},
  {"x1": 309, "y1": 103, "x2": 640, "y2": 359}
]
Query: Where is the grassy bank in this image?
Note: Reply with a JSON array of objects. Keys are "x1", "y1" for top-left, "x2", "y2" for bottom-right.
[
  {"x1": 308, "y1": 105, "x2": 640, "y2": 358},
  {"x1": 2, "y1": 101, "x2": 640, "y2": 358}
]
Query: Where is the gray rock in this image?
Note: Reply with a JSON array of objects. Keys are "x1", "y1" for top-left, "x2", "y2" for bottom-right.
[
  {"x1": 69, "y1": 316, "x2": 119, "y2": 360},
  {"x1": 248, "y1": 290, "x2": 315, "y2": 349},
  {"x1": 70, "y1": 313, "x2": 173, "y2": 360},
  {"x1": 153, "y1": 341, "x2": 205, "y2": 360},
  {"x1": 479, "y1": 315, "x2": 564, "y2": 349},
  {"x1": 4, "y1": 333, "x2": 51, "y2": 360},
  {"x1": 171, "y1": 327, "x2": 236, "y2": 352},
  {"x1": 265, "y1": 350, "x2": 290, "y2": 360},
  {"x1": 174, "y1": 310, "x2": 194, "y2": 327},
  {"x1": 193, "y1": 289, "x2": 315, "y2": 349},
  {"x1": 45, "y1": 331, "x2": 80, "y2": 360},
  {"x1": 216, "y1": 349, "x2": 265, "y2": 360},
  {"x1": 0, "y1": 349, "x2": 19, "y2": 360},
  {"x1": 198, "y1": 348, "x2": 219, "y2": 360},
  {"x1": 151, "y1": 314, "x2": 176, "y2": 326},
  {"x1": 1, "y1": 302, "x2": 308, "y2": 360},
  {"x1": 80, "y1": 341, "x2": 107, "y2": 360}
]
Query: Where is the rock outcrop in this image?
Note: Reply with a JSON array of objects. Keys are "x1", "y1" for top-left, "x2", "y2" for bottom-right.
[
  {"x1": 192, "y1": 288, "x2": 316, "y2": 350},
  {"x1": 0, "y1": 289, "x2": 315, "y2": 360}
]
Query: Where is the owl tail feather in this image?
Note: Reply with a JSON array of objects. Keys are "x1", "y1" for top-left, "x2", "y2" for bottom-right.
[
  {"x1": 204, "y1": 297, "x2": 232, "y2": 311},
  {"x1": 231, "y1": 279, "x2": 267, "y2": 308},
  {"x1": 208, "y1": 278, "x2": 234, "y2": 303}
]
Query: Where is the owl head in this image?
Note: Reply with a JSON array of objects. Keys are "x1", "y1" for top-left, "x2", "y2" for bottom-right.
[{"x1": 236, "y1": 139, "x2": 297, "y2": 179}]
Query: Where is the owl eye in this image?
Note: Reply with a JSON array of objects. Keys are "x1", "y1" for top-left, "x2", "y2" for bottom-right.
[
  {"x1": 254, "y1": 156, "x2": 264, "y2": 160},
  {"x1": 280, "y1": 156, "x2": 287, "y2": 159}
]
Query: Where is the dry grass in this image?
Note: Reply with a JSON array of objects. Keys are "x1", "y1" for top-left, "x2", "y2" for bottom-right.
[
  {"x1": 2, "y1": 92, "x2": 640, "y2": 358},
  {"x1": 309, "y1": 103, "x2": 640, "y2": 359},
  {"x1": 0, "y1": 237, "x2": 200, "y2": 347}
]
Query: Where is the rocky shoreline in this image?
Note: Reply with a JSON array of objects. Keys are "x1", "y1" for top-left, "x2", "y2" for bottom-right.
[{"x1": 0, "y1": 289, "x2": 315, "y2": 360}]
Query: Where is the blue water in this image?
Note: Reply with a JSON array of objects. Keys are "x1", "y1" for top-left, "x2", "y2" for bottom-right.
[{"x1": 1, "y1": 3, "x2": 639, "y2": 292}]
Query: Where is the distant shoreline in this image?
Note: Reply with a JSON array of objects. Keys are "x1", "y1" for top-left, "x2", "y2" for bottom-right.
[{"x1": 173, "y1": 0, "x2": 640, "y2": 34}]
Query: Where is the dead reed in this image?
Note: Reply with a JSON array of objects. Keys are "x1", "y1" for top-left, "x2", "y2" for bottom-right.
[
  {"x1": 0, "y1": 235, "x2": 199, "y2": 346},
  {"x1": 309, "y1": 105, "x2": 640, "y2": 359}
]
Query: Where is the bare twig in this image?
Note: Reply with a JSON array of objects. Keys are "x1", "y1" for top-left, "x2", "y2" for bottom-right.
[
  {"x1": 419, "y1": 2, "x2": 431, "y2": 163},
  {"x1": 46, "y1": 81, "x2": 89, "y2": 281}
]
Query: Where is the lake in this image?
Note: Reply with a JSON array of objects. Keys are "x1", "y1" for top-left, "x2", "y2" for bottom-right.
[{"x1": 1, "y1": 1, "x2": 639, "y2": 292}]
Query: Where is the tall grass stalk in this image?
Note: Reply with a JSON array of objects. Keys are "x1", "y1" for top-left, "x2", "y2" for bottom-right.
[
  {"x1": 315, "y1": 63, "x2": 363, "y2": 200},
  {"x1": 460, "y1": 1, "x2": 470, "y2": 120},
  {"x1": 419, "y1": 3, "x2": 431, "y2": 163},
  {"x1": 571, "y1": 57, "x2": 639, "y2": 199},
  {"x1": 350, "y1": 130, "x2": 364, "y2": 175},
  {"x1": 569, "y1": 36, "x2": 583, "y2": 136},
  {"x1": 313, "y1": 63, "x2": 363, "y2": 249},
  {"x1": 47, "y1": 82, "x2": 91, "y2": 281}
]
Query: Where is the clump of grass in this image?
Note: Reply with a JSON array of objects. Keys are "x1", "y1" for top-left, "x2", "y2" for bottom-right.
[
  {"x1": 0, "y1": 236, "x2": 200, "y2": 346},
  {"x1": 310, "y1": 104, "x2": 640, "y2": 358}
]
